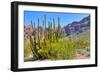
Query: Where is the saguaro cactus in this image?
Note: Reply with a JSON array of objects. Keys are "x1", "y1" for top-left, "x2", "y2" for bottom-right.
[
  {"x1": 37, "y1": 18, "x2": 40, "y2": 48},
  {"x1": 53, "y1": 18, "x2": 56, "y2": 42},
  {"x1": 44, "y1": 15, "x2": 47, "y2": 41},
  {"x1": 42, "y1": 19, "x2": 46, "y2": 46},
  {"x1": 44, "y1": 15, "x2": 46, "y2": 30},
  {"x1": 58, "y1": 16, "x2": 61, "y2": 38}
]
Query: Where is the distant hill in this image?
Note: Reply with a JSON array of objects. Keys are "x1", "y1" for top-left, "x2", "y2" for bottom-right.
[{"x1": 64, "y1": 15, "x2": 90, "y2": 36}]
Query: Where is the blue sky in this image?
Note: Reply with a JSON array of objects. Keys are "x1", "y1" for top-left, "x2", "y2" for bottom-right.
[{"x1": 24, "y1": 11, "x2": 89, "y2": 27}]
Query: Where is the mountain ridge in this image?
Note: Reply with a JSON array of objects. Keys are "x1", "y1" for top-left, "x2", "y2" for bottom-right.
[{"x1": 64, "y1": 15, "x2": 90, "y2": 36}]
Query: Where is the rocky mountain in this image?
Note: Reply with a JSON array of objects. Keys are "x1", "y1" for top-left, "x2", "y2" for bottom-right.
[{"x1": 64, "y1": 15, "x2": 90, "y2": 36}]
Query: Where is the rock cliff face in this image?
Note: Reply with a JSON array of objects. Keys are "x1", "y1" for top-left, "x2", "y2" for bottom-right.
[{"x1": 64, "y1": 15, "x2": 90, "y2": 36}]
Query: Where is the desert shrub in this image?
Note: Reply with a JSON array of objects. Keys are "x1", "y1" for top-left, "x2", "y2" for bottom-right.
[
  {"x1": 24, "y1": 39, "x2": 33, "y2": 58},
  {"x1": 38, "y1": 37, "x2": 76, "y2": 60}
]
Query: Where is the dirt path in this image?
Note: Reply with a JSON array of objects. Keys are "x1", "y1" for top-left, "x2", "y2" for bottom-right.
[{"x1": 75, "y1": 48, "x2": 90, "y2": 59}]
